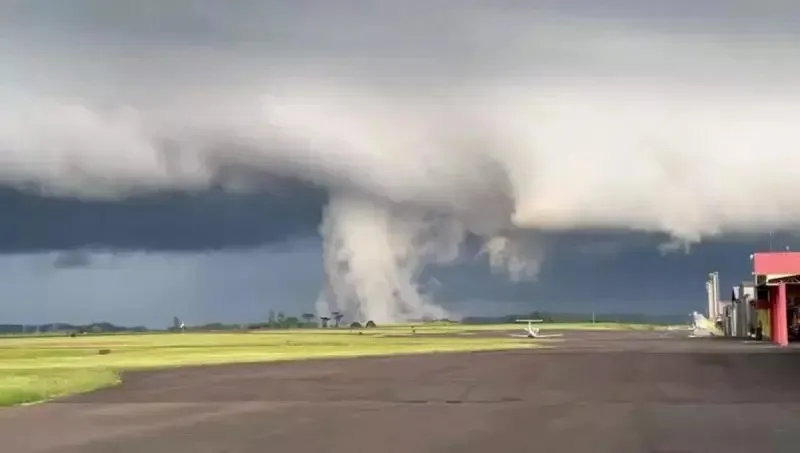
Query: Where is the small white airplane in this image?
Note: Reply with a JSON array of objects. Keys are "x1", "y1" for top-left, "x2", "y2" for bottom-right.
[
  {"x1": 689, "y1": 311, "x2": 723, "y2": 337},
  {"x1": 509, "y1": 319, "x2": 563, "y2": 339}
]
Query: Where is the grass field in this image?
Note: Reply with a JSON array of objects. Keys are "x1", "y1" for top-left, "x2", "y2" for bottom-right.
[
  {"x1": 0, "y1": 322, "x2": 667, "y2": 407},
  {"x1": 384, "y1": 322, "x2": 667, "y2": 332},
  {"x1": 0, "y1": 327, "x2": 534, "y2": 407}
]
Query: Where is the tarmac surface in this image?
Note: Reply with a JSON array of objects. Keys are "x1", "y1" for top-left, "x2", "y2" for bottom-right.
[{"x1": 3, "y1": 330, "x2": 800, "y2": 453}]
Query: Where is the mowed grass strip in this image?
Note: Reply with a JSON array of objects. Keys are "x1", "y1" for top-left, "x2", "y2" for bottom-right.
[
  {"x1": 0, "y1": 368, "x2": 119, "y2": 407},
  {"x1": 0, "y1": 329, "x2": 534, "y2": 406}
]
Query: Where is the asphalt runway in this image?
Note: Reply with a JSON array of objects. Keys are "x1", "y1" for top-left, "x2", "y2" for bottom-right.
[{"x1": 3, "y1": 330, "x2": 800, "y2": 453}]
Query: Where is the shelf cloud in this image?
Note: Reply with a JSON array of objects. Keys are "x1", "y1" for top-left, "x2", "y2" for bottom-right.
[{"x1": 2, "y1": 0, "x2": 798, "y2": 321}]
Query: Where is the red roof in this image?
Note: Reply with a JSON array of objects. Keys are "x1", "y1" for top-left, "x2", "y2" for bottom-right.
[{"x1": 752, "y1": 252, "x2": 800, "y2": 275}]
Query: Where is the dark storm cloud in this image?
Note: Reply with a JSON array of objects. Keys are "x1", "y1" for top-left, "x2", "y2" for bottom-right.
[
  {"x1": 0, "y1": 183, "x2": 327, "y2": 252},
  {"x1": 2, "y1": 0, "x2": 799, "y2": 323},
  {"x1": 51, "y1": 250, "x2": 92, "y2": 269},
  {"x1": 0, "y1": 231, "x2": 770, "y2": 327},
  {"x1": 429, "y1": 231, "x2": 773, "y2": 315}
]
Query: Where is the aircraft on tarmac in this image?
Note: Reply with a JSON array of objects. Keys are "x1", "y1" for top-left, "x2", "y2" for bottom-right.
[
  {"x1": 509, "y1": 319, "x2": 564, "y2": 339},
  {"x1": 688, "y1": 311, "x2": 723, "y2": 337},
  {"x1": 661, "y1": 312, "x2": 726, "y2": 338}
]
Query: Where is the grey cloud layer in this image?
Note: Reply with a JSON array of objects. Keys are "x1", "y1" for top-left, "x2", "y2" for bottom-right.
[
  {"x1": 2, "y1": 1, "x2": 798, "y2": 322},
  {"x1": 5, "y1": 1, "x2": 800, "y2": 94},
  {"x1": 3, "y1": 1, "x2": 798, "y2": 243},
  {"x1": 0, "y1": 186, "x2": 325, "y2": 252}
]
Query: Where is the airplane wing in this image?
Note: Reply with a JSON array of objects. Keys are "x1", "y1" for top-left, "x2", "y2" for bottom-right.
[
  {"x1": 509, "y1": 333, "x2": 535, "y2": 338},
  {"x1": 508, "y1": 332, "x2": 563, "y2": 339},
  {"x1": 507, "y1": 319, "x2": 565, "y2": 339}
]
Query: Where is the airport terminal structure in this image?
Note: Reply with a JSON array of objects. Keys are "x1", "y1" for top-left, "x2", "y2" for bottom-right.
[{"x1": 710, "y1": 251, "x2": 800, "y2": 347}]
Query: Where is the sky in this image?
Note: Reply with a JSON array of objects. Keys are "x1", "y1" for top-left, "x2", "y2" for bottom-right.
[{"x1": 1, "y1": 1, "x2": 799, "y2": 326}]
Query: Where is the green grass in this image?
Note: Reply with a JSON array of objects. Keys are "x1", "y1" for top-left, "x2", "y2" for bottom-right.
[
  {"x1": 0, "y1": 328, "x2": 535, "y2": 407},
  {"x1": 0, "y1": 321, "x2": 665, "y2": 407},
  {"x1": 534, "y1": 322, "x2": 666, "y2": 331},
  {"x1": 382, "y1": 322, "x2": 666, "y2": 333},
  {"x1": 0, "y1": 368, "x2": 119, "y2": 407}
]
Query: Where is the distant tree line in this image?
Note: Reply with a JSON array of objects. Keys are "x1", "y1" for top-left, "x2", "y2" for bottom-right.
[
  {"x1": 461, "y1": 311, "x2": 685, "y2": 325},
  {"x1": 176, "y1": 310, "x2": 356, "y2": 332},
  {"x1": 0, "y1": 322, "x2": 147, "y2": 335},
  {"x1": 0, "y1": 310, "x2": 364, "y2": 336},
  {"x1": 0, "y1": 310, "x2": 682, "y2": 337}
]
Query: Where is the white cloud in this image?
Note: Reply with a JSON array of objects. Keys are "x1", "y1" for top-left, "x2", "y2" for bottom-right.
[{"x1": 2, "y1": 1, "x2": 798, "y2": 321}]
